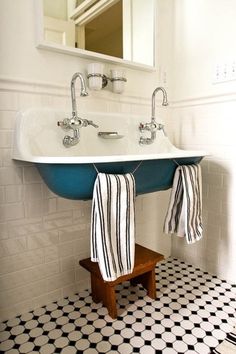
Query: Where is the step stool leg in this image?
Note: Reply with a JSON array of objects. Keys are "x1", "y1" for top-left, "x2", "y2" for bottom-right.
[
  {"x1": 133, "y1": 269, "x2": 156, "y2": 299},
  {"x1": 103, "y1": 284, "x2": 117, "y2": 319},
  {"x1": 143, "y1": 269, "x2": 156, "y2": 299},
  {"x1": 91, "y1": 275, "x2": 102, "y2": 304}
]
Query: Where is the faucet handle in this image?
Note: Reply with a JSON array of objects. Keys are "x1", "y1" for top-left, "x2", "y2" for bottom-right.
[
  {"x1": 139, "y1": 122, "x2": 145, "y2": 131},
  {"x1": 86, "y1": 120, "x2": 99, "y2": 128},
  {"x1": 57, "y1": 118, "x2": 71, "y2": 130}
]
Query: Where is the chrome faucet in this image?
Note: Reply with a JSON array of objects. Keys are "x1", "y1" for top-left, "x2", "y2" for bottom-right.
[
  {"x1": 57, "y1": 72, "x2": 98, "y2": 147},
  {"x1": 139, "y1": 87, "x2": 168, "y2": 145}
]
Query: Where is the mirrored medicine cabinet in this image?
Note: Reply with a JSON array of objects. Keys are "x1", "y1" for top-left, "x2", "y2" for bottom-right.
[{"x1": 35, "y1": 0, "x2": 156, "y2": 71}]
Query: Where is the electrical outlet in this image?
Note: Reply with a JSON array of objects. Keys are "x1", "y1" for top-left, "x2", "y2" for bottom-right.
[
  {"x1": 214, "y1": 64, "x2": 221, "y2": 82},
  {"x1": 213, "y1": 60, "x2": 236, "y2": 84}
]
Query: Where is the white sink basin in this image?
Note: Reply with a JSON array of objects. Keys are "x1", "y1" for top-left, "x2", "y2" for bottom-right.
[{"x1": 12, "y1": 108, "x2": 207, "y2": 199}]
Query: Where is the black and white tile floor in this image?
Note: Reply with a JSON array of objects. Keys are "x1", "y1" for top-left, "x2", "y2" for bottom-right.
[{"x1": 0, "y1": 258, "x2": 235, "y2": 354}]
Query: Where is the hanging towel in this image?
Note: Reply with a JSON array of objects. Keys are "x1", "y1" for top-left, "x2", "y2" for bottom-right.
[
  {"x1": 211, "y1": 326, "x2": 236, "y2": 354},
  {"x1": 164, "y1": 164, "x2": 203, "y2": 244},
  {"x1": 91, "y1": 173, "x2": 136, "y2": 281}
]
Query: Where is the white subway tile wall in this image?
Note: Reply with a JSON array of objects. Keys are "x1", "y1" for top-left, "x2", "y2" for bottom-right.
[
  {"x1": 0, "y1": 83, "x2": 170, "y2": 321},
  {"x1": 168, "y1": 100, "x2": 236, "y2": 284}
]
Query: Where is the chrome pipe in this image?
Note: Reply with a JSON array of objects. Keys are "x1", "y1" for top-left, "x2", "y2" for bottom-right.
[
  {"x1": 71, "y1": 72, "x2": 88, "y2": 117},
  {"x1": 151, "y1": 87, "x2": 168, "y2": 122}
]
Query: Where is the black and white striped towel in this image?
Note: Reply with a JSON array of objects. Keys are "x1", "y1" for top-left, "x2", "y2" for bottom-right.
[
  {"x1": 211, "y1": 326, "x2": 236, "y2": 354},
  {"x1": 91, "y1": 173, "x2": 135, "y2": 281},
  {"x1": 164, "y1": 164, "x2": 203, "y2": 244}
]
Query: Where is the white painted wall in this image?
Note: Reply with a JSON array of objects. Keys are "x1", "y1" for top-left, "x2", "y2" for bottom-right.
[
  {"x1": 172, "y1": 0, "x2": 236, "y2": 100},
  {"x1": 169, "y1": 0, "x2": 236, "y2": 283},
  {"x1": 0, "y1": 0, "x2": 173, "y2": 320}
]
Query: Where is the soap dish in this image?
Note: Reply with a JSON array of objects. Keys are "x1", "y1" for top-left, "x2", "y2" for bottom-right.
[{"x1": 98, "y1": 132, "x2": 124, "y2": 139}]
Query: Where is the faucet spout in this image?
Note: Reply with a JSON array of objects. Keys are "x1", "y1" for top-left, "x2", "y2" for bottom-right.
[
  {"x1": 151, "y1": 86, "x2": 168, "y2": 122},
  {"x1": 139, "y1": 86, "x2": 168, "y2": 145},
  {"x1": 71, "y1": 72, "x2": 88, "y2": 117}
]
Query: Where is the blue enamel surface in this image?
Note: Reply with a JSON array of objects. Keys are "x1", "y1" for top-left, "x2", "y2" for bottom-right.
[{"x1": 36, "y1": 157, "x2": 203, "y2": 200}]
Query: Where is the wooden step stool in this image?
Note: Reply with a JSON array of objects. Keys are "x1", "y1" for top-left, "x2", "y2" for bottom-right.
[{"x1": 79, "y1": 244, "x2": 164, "y2": 318}]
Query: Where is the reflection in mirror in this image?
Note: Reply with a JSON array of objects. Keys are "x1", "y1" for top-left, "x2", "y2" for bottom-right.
[{"x1": 42, "y1": 0, "x2": 155, "y2": 66}]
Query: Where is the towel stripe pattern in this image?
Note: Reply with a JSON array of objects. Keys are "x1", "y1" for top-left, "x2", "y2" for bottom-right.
[
  {"x1": 211, "y1": 327, "x2": 236, "y2": 354},
  {"x1": 91, "y1": 173, "x2": 135, "y2": 281},
  {"x1": 164, "y1": 164, "x2": 203, "y2": 244}
]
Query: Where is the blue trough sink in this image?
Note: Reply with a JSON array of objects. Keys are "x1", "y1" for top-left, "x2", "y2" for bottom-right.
[{"x1": 36, "y1": 156, "x2": 203, "y2": 200}]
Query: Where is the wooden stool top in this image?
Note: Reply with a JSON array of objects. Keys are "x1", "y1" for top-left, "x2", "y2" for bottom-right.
[{"x1": 79, "y1": 243, "x2": 164, "y2": 286}]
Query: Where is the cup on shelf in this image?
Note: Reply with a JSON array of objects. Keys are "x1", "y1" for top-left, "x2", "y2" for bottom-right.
[
  {"x1": 110, "y1": 69, "x2": 126, "y2": 94},
  {"x1": 87, "y1": 63, "x2": 104, "y2": 90}
]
